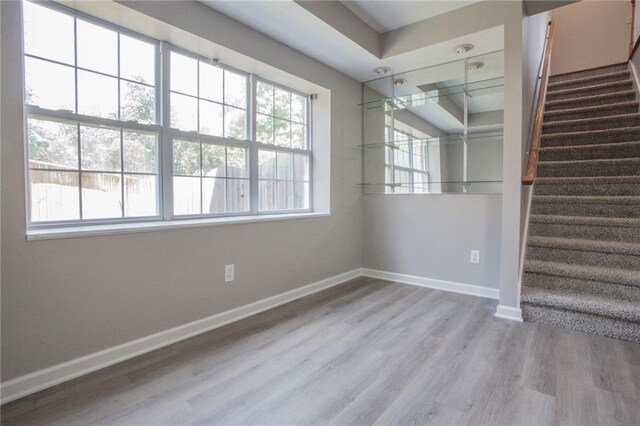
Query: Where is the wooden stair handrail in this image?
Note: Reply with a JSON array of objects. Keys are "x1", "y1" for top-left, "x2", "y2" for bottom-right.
[
  {"x1": 523, "y1": 20, "x2": 556, "y2": 185},
  {"x1": 631, "y1": 0, "x2": 637, "y2": 58}
]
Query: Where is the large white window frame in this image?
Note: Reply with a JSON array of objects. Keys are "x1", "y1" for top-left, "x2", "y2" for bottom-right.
[{"x1": 22, "y1": 0, "x2": 314, "y2": 231}]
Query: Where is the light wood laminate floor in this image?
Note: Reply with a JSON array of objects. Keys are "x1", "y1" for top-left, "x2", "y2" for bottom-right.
[{"x1": 2, "y1": 278, "x2": 640, "y2": 425}]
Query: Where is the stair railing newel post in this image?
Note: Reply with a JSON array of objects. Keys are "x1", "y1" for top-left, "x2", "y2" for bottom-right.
[{"x1": 522, "y1": 20, "x2": 556, "y2": 185}]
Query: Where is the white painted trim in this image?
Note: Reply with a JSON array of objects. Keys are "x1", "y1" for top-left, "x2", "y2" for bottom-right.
[
  {"x1": 26, "y1": 212, "x2": 331, "y2": 241},
  {"x1": 0, "y1": 268, "x2": 363, "y2": 404},
  {"x1": 495, "y1": 304, "x2": 523, "y2": 322},
  {"x1": 361, "y1": 268, "x2": 500, "y2": 300}
]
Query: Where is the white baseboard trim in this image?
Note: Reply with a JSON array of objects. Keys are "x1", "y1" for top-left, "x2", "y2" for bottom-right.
[
  {"x1": 0, "y1": 268, "x2": 364, "y2": 405},
  {"x1": 361, "y1": 268, "x2": 500, "y2": 300},
  {"x1": 495, "y1": 304, "x2": 524, "y2": 322}
]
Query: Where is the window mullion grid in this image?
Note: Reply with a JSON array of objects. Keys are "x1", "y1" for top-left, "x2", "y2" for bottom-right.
[
  {"x1": 249, "y1": 75, "x2": 259, "y2": 215},
  {"x1": 160, "y1": 41, "x2": 173, "y2": 220},
  {"x1": 73, "y1": 16, "x2": 84, "y2": 219}
]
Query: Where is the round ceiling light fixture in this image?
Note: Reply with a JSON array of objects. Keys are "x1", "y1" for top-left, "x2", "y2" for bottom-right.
[
  {"x1": 373, "y1": 66, "x2": 391, "y2": 75},
  {"x1": 467, "y1": 61, "x2": 485, "y2": 71},
  {"x1": 394, "y1": 78, "x2": 407, "y2": 86},
  {"x1": 454, "y1": 43, "x2": 474, "y2": 55}
]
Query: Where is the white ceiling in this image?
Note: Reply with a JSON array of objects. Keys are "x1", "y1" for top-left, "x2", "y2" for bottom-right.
[
  {"x1": 200, "y1": 1, "x2": 503, "y2": 82},
  {"x1": 341, "y1": 0, "x2": 481, "y2": 33}
]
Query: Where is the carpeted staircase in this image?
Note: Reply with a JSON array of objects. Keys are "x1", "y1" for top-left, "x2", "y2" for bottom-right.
[{"x1": 522, "y1": 62, "x2": 640, "y2": 342}]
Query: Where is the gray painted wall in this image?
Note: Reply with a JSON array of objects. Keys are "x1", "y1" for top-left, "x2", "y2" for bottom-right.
[
  {"x1": 363, "y1": 195, "x2": 502, "y2": 288},
  {"x1": 1, "y1": 0, "x2": 362, "y2": 381},
  {"x1": 551, "y1": 0, "x2": 631, "y2": 75}
]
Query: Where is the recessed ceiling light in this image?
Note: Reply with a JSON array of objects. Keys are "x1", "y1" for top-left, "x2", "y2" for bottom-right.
[
  {"x1": 454, "y1": 43, "x2": 474, "y2": 55},
  {"x1": 394, "y1": 78, "x2": 407, "y2": 86},
  {"x1": 373, "y1": 66, "x2": 391, "y2": 75},
  {"x1": 467, "y1": 61, "x2": 484, "y2": 70}
]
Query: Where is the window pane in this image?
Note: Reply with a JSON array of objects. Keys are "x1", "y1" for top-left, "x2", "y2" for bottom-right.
[
  {"x1": 28, "y1": 118, "x2": 78, "y2": 170},
  {"x1": 259, "y1": 180, "x2": 276, "y2": 211},
  {"x1": 259, "y1": 150, "x2": 276, "y2": 180},
  {"x1": 77, "y1": 20, "x2": 117, "y2": 76},
  {"x1": 29, "y1": 170, "x2": 80, "y2": 221},
  {"x1": 256, "y1": 114, "x2": 273, "y2": 144},
  {"x1": 274, "y1": 119, "x2": 290, "y2": 147},
  {"x1": 23, "y1": 1, "x2": 74, "y2": 64},
  {"x1": 274, "y1": 88, "x2": 290, "y2": 120},
  {"x1": 277, "y1": 181, "x2": 292, "y2": 210},
  {"x1": 202, "y1": 178, "x2": 225, "y2": 214},
  {"x1": 224, "y1": 106, "x2": 246, "y2": 140},
  {"x1": 291, "y1": 94, "x2": 306, "y2": 123},
  {"x1": 227, "y1": 179, "x2": 249, "y2": 213},
  {"x1": 123, "y1": 131, "x2": 157, "y2": 173},
  {"x1": 291, "y1": 123, "x2": 306, "y2": 149},
  {"x1": 227, "y1": 147, "x2": 247, "y2": 178},
  {"x1": 256, "y1": 81, "x2": 273, "y2": 114},
  {"x1": 224, "y1": 70, "x2": 246, "y2": 108},
  {"x1": 199, "y1": 100, "x2": 223, "y2": 137},
  {"x1": 173, "y1": 176, "x2": 200, "y2": 215},
  {"x1": 277, "y1": 152, "x2": 293, "y2": 181},
  {"x1": 120, "y1": 35, "x2": 155, "y2": 84},
  {"x1": 199, "y1": 62, "x2": 223, "y2": 103},
  {"x1": 81, "y1": 172, "x2": 122, "y2": 219},
  {"x1": 80, "y1": 126, "x2": 121, "y2": 172},
  {"x1": 171, "y1": 52, "x2": 197, "y2": 96},
  {"x1": 293, "y1": 154, "x2": 309, "y2": 182},
  {"x1": 124, "y1": 174, "x2": 157, "y2": 217},
  {"x1": 25, "y1": 57, "x2": 75, "y2": 111},
  {"x1": 173, "y1": 139, "x2": 200, "y2": 176},
  {"x1": 78, "y1": 70, "x2": 118, "y2": 119},
  {"x1": 120, "y1": 81, "x2": 155, "y2": 124},
  {"x1": 171, "y1": 93, "x2": 198, "y2": 131},
  {"x1": 293, "y1": 181, "x2": 309, "y2": 209},
  {"x1": 202, "y1": 143, "x2": 225, "y2": 177}
]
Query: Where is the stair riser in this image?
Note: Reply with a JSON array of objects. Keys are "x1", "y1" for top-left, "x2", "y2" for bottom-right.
[
  {"x1": 534, "y1": 182, "x2": 640, "y2": 196},
  {"x1": 546, "y1": 82, "x2": 633, "y2": 102},
  {"x1": 542, "y1": 116, "x2": 640, "y2": 134},
  {"x1": 528, "y1": 222, "x2": 640, "y2": 243},
  {"x1": 548, "y1": 73, "x2": 631, "y2": 91},
  {"x1": 537, "y1": 161, "x2": 640, "y2": 178},
  {"x1": 521, "y1": 304, "x2": 640, "y2": 343},
  {"x1": 538, "y1": 144, "x2": 640, "y2": 161},
  {"x1": 531, "y1": 202, "x2": 640, "y2": 218},
  {"x1": 523, "y1": 272, "x2": 640, "y2": 302},
  {"x1": 541, "y1": 129, "x2": 640, "y2": 147},
  {"x1": 549, "y1": 64, "x2": 629, "y2": 83},
  {"x1": 544, "y1": 104, "x2": 638, "y2": 122},
  {"x1": 527, "y1": 245, "x2": 640, "y2": 269},
  {"x1": 545, "y1": 92, "x2": 636, "y2": 112}
]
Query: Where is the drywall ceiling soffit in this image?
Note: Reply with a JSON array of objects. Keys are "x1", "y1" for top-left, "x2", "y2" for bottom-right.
[
  {"x1": 524, "y1": 0, "x2": 579, "y2": 16},
  {"x1": 340, "y1": 0, "x2": 481, "y2": 33},
  {"x1": 199, "y1": 0, "x2": 503, "y2": 82}
]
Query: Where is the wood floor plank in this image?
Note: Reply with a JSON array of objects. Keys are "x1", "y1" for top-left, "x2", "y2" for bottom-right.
[{"x1": 2, "y1": 278, "x2": 639, "y2": 426}]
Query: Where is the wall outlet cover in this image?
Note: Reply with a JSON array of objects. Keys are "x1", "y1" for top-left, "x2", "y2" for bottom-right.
[
  {"x1": 225, "y1": 264, "x2": 235, "y2": 282},
  {"x1": 470, "y1": 250, "x2": 480, "y2": 264}
]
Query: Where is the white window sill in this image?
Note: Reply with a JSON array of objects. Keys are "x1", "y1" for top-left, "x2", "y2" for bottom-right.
[{"x1": 26, "y1": 212, "x2": 331, "y2": 241}]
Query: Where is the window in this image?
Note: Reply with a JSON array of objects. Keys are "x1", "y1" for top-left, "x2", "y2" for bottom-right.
[
  {"x1": 385, "y1": 126, "x2": 429, "y2": 193},
  {"x1": 22, "y1": 1, "x2": 313, "y2": 229},
  {"x1": 255, "y1": 80, "x2": 311, "y2": 211}
]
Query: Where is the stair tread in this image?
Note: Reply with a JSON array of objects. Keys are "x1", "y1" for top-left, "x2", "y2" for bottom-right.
[
  {"x1": 533, "y1": 195, "x2": 640, "y2": 204},
  {"x1": 538, "y1": 140, "x2": 640, "y2": 153},
  {"x1": 541, "y1": 126, "x2": 640, "y2": 140},
  {"x1": 545, "y1": 90, "x2": 636, "y2": 108},
  {"x1": 530, "y1": 214, "x2": 640, "y2": 228},
  {"x1": 528, "y1": 235, "x2": 640, "y2": 255},
  {"x1": 547, "y1": 70, "x2": 630, "y2": 89},
  {"x1": 521, "y1": 286, "x2": 640, "y2": 322},
  {"x1": 538, "y1": 157, "x2": 640, "y2": 166},
  {"x1": 544, "y1": 101, "x2": 638, "y2": 118},
  {"x1": 547, "y1": 79, "x2": 631, "y2": 95},
  {"x1": 542, "y1": 112, "x2": 640, "y2": 128},
  {"x1": 524, "y1": 259, "x2": 640, "y2": 287}
]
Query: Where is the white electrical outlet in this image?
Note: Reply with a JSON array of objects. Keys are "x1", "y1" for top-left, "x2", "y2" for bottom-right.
[
  {"x1": 470, "y1": 250, "x2": 480, "y2": 264},
  {"x1": 225, "y1": 264, "x2": 235, "y2": 282}
]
